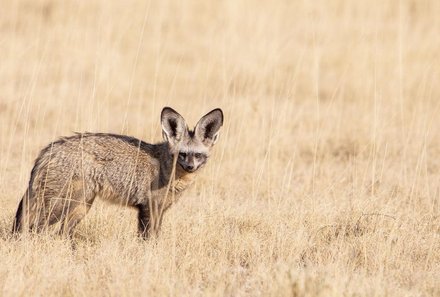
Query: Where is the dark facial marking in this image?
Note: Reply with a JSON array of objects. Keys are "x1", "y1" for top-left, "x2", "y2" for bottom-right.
[
  {"x1": 178, "y1": 152, "x2": 187, "y2": 161},
  {"x1": 176, "y1": 151, "x2": 209, "y2": 172}
]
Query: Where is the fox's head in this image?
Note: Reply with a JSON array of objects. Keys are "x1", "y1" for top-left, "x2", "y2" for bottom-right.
[{"x1": 161, "y1": 107, "x2": 223, "y2": 173}]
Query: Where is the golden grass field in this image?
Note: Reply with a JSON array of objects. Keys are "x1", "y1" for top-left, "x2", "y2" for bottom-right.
[{"x1": 1, "y1": 0, "x2": 439, "y2": 296}]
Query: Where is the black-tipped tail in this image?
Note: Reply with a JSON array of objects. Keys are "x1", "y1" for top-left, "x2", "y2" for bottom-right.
[{"x1": 12, "y1": 198, "x2": 24, "y2": 233}]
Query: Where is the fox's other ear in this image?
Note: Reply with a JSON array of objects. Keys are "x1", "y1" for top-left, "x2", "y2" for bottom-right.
[
  {"x1": 195, "y1": 108, "x2": 223, "y2": 146},
  {"x1": 161, "y1": 107, "x2": 187, "y2": 145}
]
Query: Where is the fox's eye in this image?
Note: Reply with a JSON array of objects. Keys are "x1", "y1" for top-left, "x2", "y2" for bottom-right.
[
  {"x1": 179, "y1": 152, "x2": 187, "y2": 159},
  {"x1": 194, "y1": 153, "x2": 201, "y2": 158}
]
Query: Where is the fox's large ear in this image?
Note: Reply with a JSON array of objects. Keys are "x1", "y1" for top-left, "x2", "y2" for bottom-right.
[
  {"x1": 195, "y1": 108, "x2": 223, "y2": 146},
  {"x1": 161, "y1": 107, "x2": 187, "y2": 145}
]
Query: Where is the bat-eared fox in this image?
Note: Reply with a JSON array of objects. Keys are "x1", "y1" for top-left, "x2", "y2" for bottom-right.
[{"x1": 12, "y1": 107, "x2": 223, "y2": 239}]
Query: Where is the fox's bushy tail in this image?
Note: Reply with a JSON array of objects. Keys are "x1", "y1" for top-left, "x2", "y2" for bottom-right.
[{"x1": 12, "y1": 197, "x2": 24, "y2": 233}]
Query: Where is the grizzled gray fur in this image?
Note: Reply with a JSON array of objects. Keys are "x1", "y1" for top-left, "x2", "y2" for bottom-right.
[{"x1": 12, "y1": 107, "x2": 224, "y2": 238}]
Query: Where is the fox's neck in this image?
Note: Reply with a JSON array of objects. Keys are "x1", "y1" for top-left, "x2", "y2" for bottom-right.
[{"x1": 172, "y1": 164, "x2": 197, "y2": 194}]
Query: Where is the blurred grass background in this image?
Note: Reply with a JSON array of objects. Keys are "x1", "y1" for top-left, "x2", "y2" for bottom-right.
[{"x1": 0, "y1": 0, "x2": 439, "y2": 296}]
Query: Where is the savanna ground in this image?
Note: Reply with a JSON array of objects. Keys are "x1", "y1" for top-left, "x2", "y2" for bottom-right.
[{"x1": 0, "y1": 0, "x2": 439, "y2": 296}]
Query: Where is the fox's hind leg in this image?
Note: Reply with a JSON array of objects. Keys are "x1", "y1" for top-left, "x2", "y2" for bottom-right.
[
  {"x1": 13, "y1": 189, "x2": 48, "y2": 233},
  {"x1": 59, "y1": 201, "x2": 94, "y2": 237},
  {"x1": 57, "y1": 180, "x2": 96, "y2": 237}
]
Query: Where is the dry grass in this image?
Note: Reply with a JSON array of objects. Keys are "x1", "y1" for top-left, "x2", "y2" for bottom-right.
[{"x1": 1, "y1": 0, "x2": 440, "y2": 296}]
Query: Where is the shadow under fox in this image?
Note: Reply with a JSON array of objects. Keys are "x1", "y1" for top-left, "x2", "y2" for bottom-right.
[{"x1": 12, "y1": 107, "x2": 223, "y2": 238}]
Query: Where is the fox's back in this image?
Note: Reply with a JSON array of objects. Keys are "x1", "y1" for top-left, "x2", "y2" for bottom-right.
[{"x1": 30, "y1": 133, "x2": 162, "y2": 204}]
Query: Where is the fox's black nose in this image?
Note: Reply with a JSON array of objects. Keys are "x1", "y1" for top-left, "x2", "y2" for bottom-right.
[{"x1": 186, "y1": 165, "x2": 194, "y2": 171}]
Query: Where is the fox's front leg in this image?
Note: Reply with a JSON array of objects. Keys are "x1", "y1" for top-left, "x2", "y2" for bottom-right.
[{"x1": 136, "y1": 204, "x2": 151, "y2": 239}]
